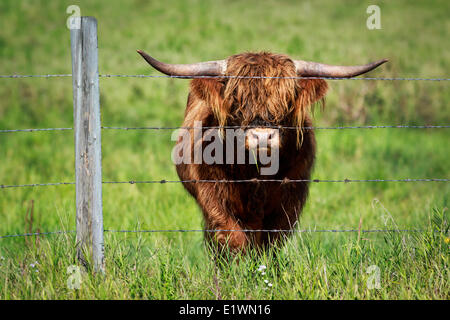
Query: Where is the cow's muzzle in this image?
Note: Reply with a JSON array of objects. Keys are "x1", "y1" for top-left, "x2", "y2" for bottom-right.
[{"x1": 245, "y1": 128, "x2": 280, "y2": 151}]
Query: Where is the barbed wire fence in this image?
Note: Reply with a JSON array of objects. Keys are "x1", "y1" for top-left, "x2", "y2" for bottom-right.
[
  {"x1": 1, "y1": 73, "x2": 450, "y2": 81},
  {"x1": 1, "y1": 17, "x2": 449, "y2": 271},
  {"x1": 0, "y1": 228, "x2": 437, "y2": 240},
  {"x1": 1, "y1": 124, "x2": 450, "y2": 134}
]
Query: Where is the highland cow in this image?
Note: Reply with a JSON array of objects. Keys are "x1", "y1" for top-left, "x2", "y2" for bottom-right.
[{"x1": 138, "y1": 50, "x2": 387, "y2": 254}]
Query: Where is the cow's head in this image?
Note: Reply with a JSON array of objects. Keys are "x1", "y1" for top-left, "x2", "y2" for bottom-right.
[{"x1": 137, "y1": 50, "x2": 387, "y2": 155}]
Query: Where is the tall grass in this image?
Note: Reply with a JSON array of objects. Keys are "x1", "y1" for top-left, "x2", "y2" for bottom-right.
[
  {"x1": 1, "y1": 209, "x2": 448, "y2": 299},
  {"x1": 0, "y1": 0, "x2": 449, "y2": 299}
]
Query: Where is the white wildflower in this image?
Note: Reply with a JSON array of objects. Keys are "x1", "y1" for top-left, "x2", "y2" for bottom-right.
[{"x1": 257, "y1": 265, "x2": 267, "y2": 272}]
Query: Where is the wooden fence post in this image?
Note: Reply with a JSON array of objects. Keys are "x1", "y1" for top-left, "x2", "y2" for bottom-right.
[{"x1": 70, "y1": 16, "x2": 104, "y2": 273}]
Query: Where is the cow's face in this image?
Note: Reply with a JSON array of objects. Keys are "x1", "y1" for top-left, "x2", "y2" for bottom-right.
[{"x1": 216, "y1": 52, "x2": 328, "y2": 154}]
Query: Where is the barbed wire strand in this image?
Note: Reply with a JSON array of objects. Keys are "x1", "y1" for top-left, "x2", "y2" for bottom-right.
[
  {"x1": 0, "y1": 230, "x2": 75, "y2": 239},
  {"x1": 0, "y1": 128, "x2": 73, "y2": 133},
  {"x1": 101, "y1": 124, "x2": 450, "y2": 130},
  {"x1": 1, "y1": 124, "x2": 449, "y2": 134},
  {"x1": 103, "y1": 228, "x2": 427, "y2": 234},
  {"x1": 1, "y1": 178, "x2": 448, "y2": 190},
  {"x1": 102, "y1": 178, "x2": 449, "y2": 184},
  {"x1": 98, "y1": 75, "x2": 450, "y2": 81},
  {"x1": 1, "y1": 74, "x2": 450, "y2": 81},
  {"x1": 0, "y1": 228, "x2": 432, "y2": 240},
  {"x1": 0, "y1": 74, "x2": 72, "y2": 78},
  {"x1": 0, "y1": 182, "x2": 75, "y2": 189}
]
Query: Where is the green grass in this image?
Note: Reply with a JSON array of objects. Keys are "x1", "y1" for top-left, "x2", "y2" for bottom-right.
[{"x1": 0, "y1": 0, "x2": 449, "y2": 299}]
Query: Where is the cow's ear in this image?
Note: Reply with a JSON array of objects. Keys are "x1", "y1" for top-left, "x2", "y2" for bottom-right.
[
  {"x1": 190, "y1": 79, "x2": 224, "y2": 103},
  {"x1": 293, "y1": 78, "x2": 328, "y2": 121},
  {"x1": 189, "y1": 78, "x2": 226, "y2": 125},
  {"x1": 295, "y1": 79, "x2": 328, "y2": 108},
  {"x1": 292, "y1": 79, "x2": 328, "y2": 147}
]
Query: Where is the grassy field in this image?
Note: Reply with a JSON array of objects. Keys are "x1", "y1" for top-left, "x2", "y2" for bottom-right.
[{"x1": 0, "y1": 0, "x2": 449, "y2": 299}]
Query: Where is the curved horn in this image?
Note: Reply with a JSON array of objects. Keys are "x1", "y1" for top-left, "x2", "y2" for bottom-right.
[
  {"x1": 293, "y1": 59, "x2": 388, "y2": 78},
  {"x1": 137, "y1": 50, "x2": 227, "y2": 77}
]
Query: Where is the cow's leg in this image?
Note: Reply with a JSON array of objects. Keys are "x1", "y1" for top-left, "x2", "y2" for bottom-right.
[
  {"x1": 261, "y1": 197, "x2": 303, "y2": 248},
  {"x1": 184, "y1": 179, "x2": 249, "y2": 256},
  {"x1": 267, "y1": 179, "x2": 309, "y2": 243},
  {"x1": 203, "y1": 209, "x2": 248, "y2": 255}
]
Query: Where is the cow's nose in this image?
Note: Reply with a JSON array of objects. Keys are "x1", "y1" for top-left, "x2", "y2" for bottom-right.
[{"x1": 246, "y1": 128, "x2": 279, "y2": 149}]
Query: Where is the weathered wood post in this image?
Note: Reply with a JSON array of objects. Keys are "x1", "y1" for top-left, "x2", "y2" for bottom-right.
[{"x1": 70, "y1": 16, "x2": 104, "y2": 273}]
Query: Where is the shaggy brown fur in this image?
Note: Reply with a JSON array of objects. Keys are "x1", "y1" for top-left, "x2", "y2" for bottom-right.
[{"x1": 176, "y1": 52, "x2": 328, "y2": 253}]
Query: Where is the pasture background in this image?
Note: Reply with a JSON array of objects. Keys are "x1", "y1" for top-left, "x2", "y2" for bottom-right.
[{"x1": 0, "y1": 0, "x2": 448, "y2": 299}]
